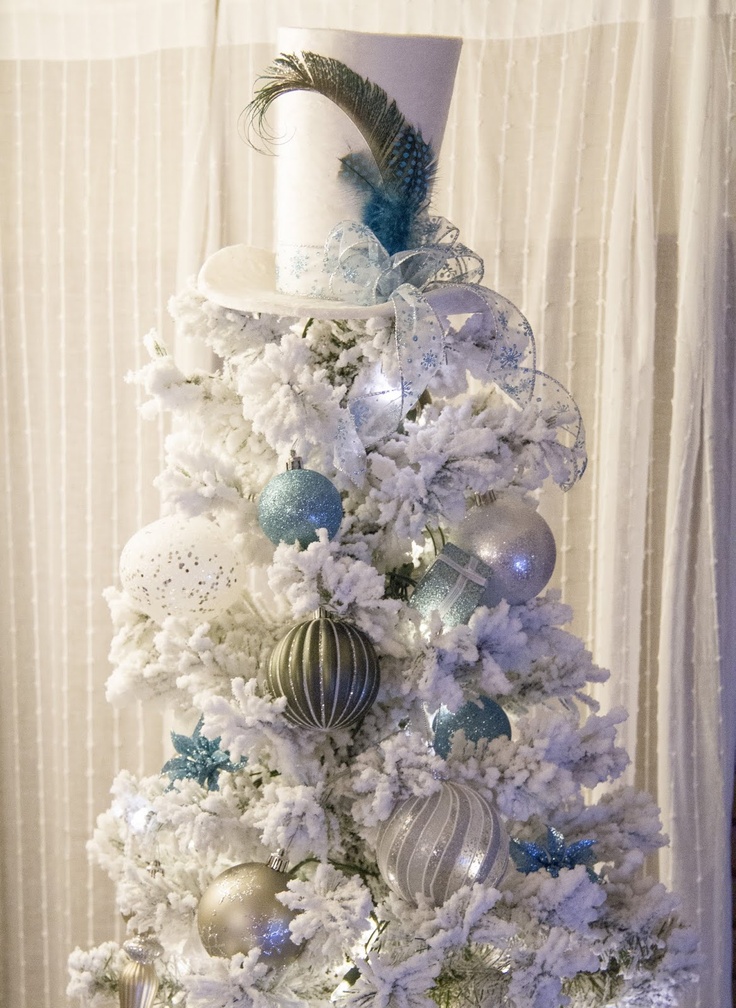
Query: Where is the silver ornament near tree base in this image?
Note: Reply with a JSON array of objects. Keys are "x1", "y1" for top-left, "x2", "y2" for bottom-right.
[
  {"x1": 375, "y1": 781, "x2": 509, "y2": 907},
  {"x1": 453, "y1": 494, "x2": 556, "y2": 607},
  {"x1": 118, "y1": 935, "x2": 163, "y2": 1008},
  {"x1": 197, "y1": 851, "x2": 300, "y2": 967},
  {"x1": 267, "y1": 608, "x2": 380, "y2": 730}
]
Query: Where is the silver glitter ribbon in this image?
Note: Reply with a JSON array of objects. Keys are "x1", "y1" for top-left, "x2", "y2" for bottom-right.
[{"x1": 300, "y1": 217, "x2": 586, "y2": 488}]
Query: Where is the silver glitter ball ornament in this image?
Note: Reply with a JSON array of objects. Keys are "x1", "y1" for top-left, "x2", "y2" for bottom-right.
[
  {"x1": 376, "y1": 781, "x2": 509, "y2": 907},
  {"x1": 267, "y1": 609, "x2": 380, "y2": 730},
  {"x1": 197, "y1": 852, "x2": 300, "y2": 967},
  {"x1": 257, "y1": 455, "x2": 343, "y2": 548},
  {"x1": 454, "y1": 494, "x2": 556, "y2": 607}
]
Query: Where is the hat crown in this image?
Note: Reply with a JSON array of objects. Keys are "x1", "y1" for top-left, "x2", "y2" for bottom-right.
[{"x1": 271, "y1": 28, "x2": 462, "y2": 298}]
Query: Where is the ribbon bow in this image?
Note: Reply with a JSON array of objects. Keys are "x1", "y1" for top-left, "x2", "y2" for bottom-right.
[{"x1": 314, "y1": 217, "x2": 585, "y2": 488}]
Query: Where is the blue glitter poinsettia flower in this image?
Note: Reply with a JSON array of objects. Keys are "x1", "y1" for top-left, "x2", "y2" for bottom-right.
[
  {"x1": 161, "y1": 718, "x2": 245, "y2": 791},
  {"x1": 510, "y1": 826, "x2": 599, "y2": 882}
]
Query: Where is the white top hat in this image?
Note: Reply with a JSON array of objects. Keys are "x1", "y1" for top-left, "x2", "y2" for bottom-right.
[{"x1": 198, "y1": 28, "x2": 462, "y2": 318}]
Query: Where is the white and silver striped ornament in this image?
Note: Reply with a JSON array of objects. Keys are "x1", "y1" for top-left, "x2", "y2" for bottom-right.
[
  {"x1": 375, "y1": 781, "x2": 509, "y2": 906},
  {"x1": 266, "y1": 608, "x2": 380, "y2": 730}
]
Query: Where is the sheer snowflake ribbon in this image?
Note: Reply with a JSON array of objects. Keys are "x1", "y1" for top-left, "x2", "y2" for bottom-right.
[{"x1": 313, "y1": 218, "x2": 586, "y2": 488}]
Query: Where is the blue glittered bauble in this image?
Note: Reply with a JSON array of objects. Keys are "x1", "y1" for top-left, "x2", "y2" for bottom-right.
[
  {"x1": 432, "y1": 696, "x2": 512, "y2": 758},
  {"x1": 376, "y1": 781, "x2": 509, "y2": 907},
  {"x1": 258, "y1": 467, "x2": 343, "y2": 548}
]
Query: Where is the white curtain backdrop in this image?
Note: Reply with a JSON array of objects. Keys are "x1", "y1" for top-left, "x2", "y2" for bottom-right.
[{"x1": 1, "y1": 2, "x2": 734, "y2": 1006}]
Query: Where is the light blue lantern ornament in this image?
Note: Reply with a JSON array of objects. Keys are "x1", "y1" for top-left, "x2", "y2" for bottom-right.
[
  {"x1": 258, "y1": 453, "x2": 343, "y2": 548},
  {"x1": 432, "y1": 696, "x2": 512, "y2": 758},
  {"x1": 409, "y1": 542, "x2": 492, "y2": 627}
]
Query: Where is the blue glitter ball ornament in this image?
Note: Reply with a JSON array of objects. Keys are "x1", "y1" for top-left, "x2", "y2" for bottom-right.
[
  {"x1": 432, "y1": 695, "x2": 512, "y2": 758},
  {"x1": 257, "y1": 454, "x2": 343, "y2": 548}
]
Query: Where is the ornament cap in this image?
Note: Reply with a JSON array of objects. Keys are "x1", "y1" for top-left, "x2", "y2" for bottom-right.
[
  {"x1": 122, "y1": 934, "x2": 164, "y2": 964},
  {"x1": 267, "y1": 849, "x2": 290, "y2": 873},
  {"x1": 286, "y1": 451, "x2": 303, "y2": 470},
  {"x1": 472, "y1": 490, "x2": 497, "y2": 507}
]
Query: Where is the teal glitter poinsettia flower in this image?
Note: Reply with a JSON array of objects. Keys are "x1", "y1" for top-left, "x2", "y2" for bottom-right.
[
  {"x1": 510, "y1": 826, "x2": 599, "y2": 882},
  {"x1": 161, "y1": 718, "x2": 245, "y2": 791}
]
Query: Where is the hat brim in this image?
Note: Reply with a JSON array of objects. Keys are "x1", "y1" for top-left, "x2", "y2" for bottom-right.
[{"x1": 197, "y1": 245, "x2": 394, "y2": 320}]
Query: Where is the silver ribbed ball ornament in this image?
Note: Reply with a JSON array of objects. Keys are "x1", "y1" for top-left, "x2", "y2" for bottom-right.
[
  {"x1": 267, "y1": 608, "x2": 380, "y2": 730},
  {"x1": 453, "y1": 494, "x2": 556, "y2": 607},
  {"x1": 376, "y1": 781, "x2": 509, "y2": 907},
  {"x1": 197, "y1": 851, "x2": 300, "y2": 967}
]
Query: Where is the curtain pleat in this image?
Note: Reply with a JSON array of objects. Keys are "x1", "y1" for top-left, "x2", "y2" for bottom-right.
[
  {"x1": 656, "y1": 15, "x2": 736, "y2": 1005},
  {"x1": 1, "y1": 42, "x2": 187, "y2": 1008},
  {"x1": 0, "y1": 4, "x2": 733, "y2": 1008},
  {"x1": 592, "y1": 20, "x2": 657, "y2": 771}
]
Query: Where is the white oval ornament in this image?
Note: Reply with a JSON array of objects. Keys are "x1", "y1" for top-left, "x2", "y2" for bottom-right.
[{"x1": 119, "y1": 515, "x2": 244, "y2": 623}]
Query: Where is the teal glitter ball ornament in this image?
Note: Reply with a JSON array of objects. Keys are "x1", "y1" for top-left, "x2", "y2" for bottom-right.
[
  {"x1": 432, "y1": 696, "x2": 512, "y2": 758},
  {"x1": 375, "y1": 781, "x2": 509, "y2": 907},
  {"x1": 257, "y1": 454, "x2": 343, "y2": 548},
  {"x1": 267, "y1": 608, "x2": 380, "y2": 730}
]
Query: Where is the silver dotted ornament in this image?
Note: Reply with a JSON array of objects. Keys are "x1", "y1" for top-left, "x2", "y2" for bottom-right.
[
  {"x1": 267, "y1": 608, "x2": 380, "y2": 730},
  {"x1": 376, "y1": 781, "x2": 508, "y2": 907},
  {"x1": 197, "y1": 851, "x2": 300, "y2": 967},
  {"x1": 454, "y1": 494, "x2": 556, "y2": 607},
  {"x1": 119, "y1": 515, "x2": 244, "y2": 623}
]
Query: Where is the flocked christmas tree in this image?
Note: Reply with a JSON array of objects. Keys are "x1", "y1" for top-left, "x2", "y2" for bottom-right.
[{"x1": 67, "y1": 28, "x2": 699, "y2": 1008}]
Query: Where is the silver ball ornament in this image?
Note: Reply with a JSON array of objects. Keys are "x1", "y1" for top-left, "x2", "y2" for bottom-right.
[
  {"x1": 375, "y1": 781, "x2": 509, "y2": 907},
  {"x1": 454, "y1": 495, "x2": 556, "y2": 607},
  {"x1": 118, "y1": 935, "x2": 162, "y2": 1008},
  {"x1": 267, "y1": 609, "x2": 380, "y2": 730},
  {"x1": 197, "y1": 854, "x2": 300, "y2": 967}
]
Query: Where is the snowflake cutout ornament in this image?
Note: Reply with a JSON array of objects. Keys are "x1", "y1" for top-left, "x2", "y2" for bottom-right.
[
  {"x1": 161, "y1": 718, "x2": 245, "y2": 790},
  {"x1": 509, "y1": 826, "x2": 599, "y2": 882}
]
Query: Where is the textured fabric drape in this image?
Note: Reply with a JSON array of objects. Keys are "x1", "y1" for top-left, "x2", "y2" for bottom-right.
[{"x1": 1, "y1": 2, "x2": 733, "y2": 1007}]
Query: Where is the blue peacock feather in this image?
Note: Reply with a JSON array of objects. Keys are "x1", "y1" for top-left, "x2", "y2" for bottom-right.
[{"x1": 245, "y1": 51, "x2": 437, "y2": 255}]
